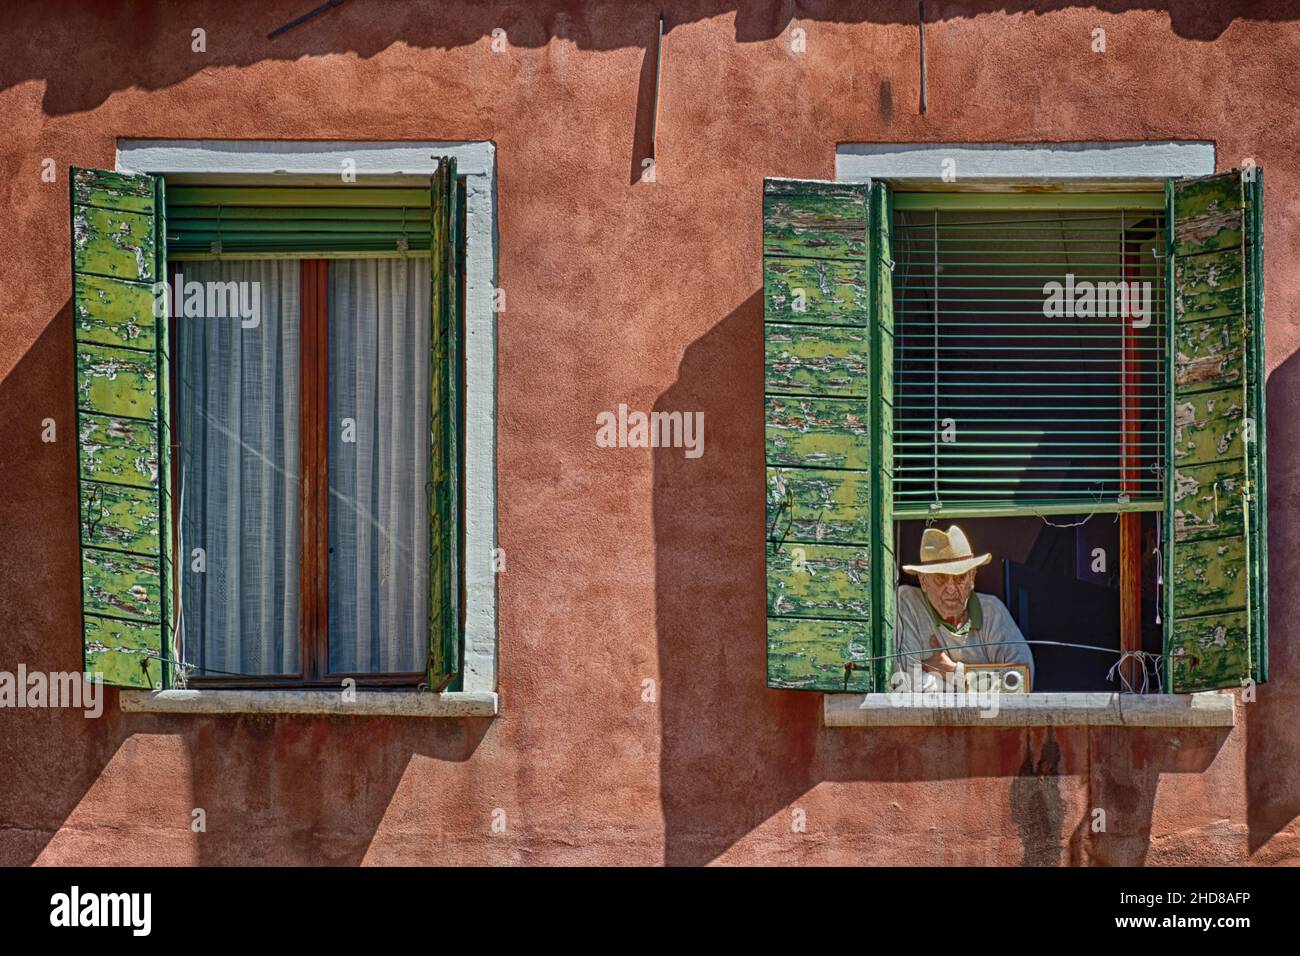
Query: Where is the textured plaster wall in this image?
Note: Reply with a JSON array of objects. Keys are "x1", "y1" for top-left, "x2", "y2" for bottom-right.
[{"x1": 1, "y1": 1, "x2": 1299, "y2": 866}]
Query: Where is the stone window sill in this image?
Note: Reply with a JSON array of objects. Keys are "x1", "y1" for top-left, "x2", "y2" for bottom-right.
[
  {"x1": 119, "y1": 688, "x2": 498, "y2": 718},
  {"x1": 823, "y1": 691, "x2": 1234, "y2": 728}
]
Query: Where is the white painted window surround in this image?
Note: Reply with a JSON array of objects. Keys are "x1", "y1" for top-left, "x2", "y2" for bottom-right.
[
  {"x1": 114, "y1": 140, "x2": 498, "y2": 718},
  {"x1": 836, "y1": 140, "x2": 1216, "y2": 183},
  {"x1": 826, "y1": 140, "x2": 1232, "y2": 728}
]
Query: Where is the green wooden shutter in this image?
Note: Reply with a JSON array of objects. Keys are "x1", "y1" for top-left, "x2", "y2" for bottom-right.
[
  {"x1": 426, "y1": 157, "x2": 462, "y2": 690},
  {"x1": 72, "y1": 168, "x2": 171, "y2": 689},
  {"x1": 1164, "y1": 169, "x2": 1267, "y2": 691},
  {"x1": 764, "y1": 178, "x2": 878, "y2": 692}
]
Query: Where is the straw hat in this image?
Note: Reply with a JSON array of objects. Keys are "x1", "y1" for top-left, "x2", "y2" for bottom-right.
[{"x1": 901, "y1": 525, "x2": 992, "y2": 576}]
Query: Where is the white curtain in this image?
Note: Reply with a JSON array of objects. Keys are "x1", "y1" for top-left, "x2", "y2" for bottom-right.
[
  {"x1": 178, "y1": 260, "x2": 302, "y2": 677},
  {"x1": 327, "y1": 258, "x2": 430, "y2": 673}
]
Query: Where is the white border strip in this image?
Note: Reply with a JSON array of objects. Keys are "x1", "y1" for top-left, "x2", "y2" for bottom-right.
[
  {"x1": 117, "y1": 140, "x2": 495, "y2": 177},
  {"x1": 117, "y1": 140, "x2": 499, "y2": 695},
  {"x1": 836, "y1": 141, "x2": 1216, "y2": 182}
]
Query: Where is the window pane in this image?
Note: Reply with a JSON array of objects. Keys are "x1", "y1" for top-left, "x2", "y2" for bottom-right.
[
  {"x1": 178, "y1": 260, "x2": 302, "y2": 677},
  {"x1": 327, "y1": 258, "x2": 430, "y2": 674}
]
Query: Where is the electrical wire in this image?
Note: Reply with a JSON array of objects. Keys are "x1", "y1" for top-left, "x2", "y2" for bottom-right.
[{"x1": 860, "y1": 638, "x2": 1165, "y2": 692}]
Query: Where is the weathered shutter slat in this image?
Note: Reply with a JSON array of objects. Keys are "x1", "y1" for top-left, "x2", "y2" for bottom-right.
[
  {"x1": 72, "y1": 167, "x2": 170, "y2": 689},
  {"x1": 74, "y1": 272, "x2": 159, "y2": 350},
  {"x1": 764, "y1": 178, "x2": 874, "y2": 692},
  {"x1": 767, "y1": 468, "x2": 872, "y2": 543},
  {"x1": 764, "y1": 323, "x2": 872, "y2": 397},
  {"x1": 765, "y1": 396, "x2": 871, "y2": 469},
  {"x1": 1165, "y1": 169, "x2": 1267, "y2": 691},
  {"x1": 765, "y1": 258, "x2": 869, "y2": 324},
  {"x1": 426, "y1": 157, "x2": 462, "y2": 690}
]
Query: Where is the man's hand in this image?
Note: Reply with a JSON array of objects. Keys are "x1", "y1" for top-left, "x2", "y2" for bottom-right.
[{"x1": 923, "y1": 635, "x2": 960, "y2": 675}]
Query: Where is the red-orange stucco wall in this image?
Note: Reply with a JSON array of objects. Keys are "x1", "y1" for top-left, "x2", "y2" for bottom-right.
[{"x1": 1, "y1": 1, "x2": 1299, "y2": 865}]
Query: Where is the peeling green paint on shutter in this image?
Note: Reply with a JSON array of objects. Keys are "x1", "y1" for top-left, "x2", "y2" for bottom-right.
[
  {"x1": 1165, "y1": 170, "x2": 1267, "y2": 692},
  {"x1": 72, "y1": 167, "x2": 170, "y2": 689},
  {"x1": 426, "y1": 157, "x2": 462, "y2": 690},
  {"x1": 764, "y1": 179, "x2": 875, "y2": 692}
]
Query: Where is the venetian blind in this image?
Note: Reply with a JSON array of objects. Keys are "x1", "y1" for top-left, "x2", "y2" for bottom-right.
[
  {"x1": 892, "y1": 195, "x2": 1167, "y2": 517},
  {"x1": 166, "y1": 185, "x2": 432, "y2": 256}
]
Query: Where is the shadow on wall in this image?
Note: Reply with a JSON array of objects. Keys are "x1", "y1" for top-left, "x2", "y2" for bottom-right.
[
  {"x1": 22, "y1": 706, "x2": 493, "y2": 866},
  {"x1": 652, "y1": 291, "x2": 1241, "y2": 866},
  {"x1": 0, "y1": 304, "x2": 494, "y2": 866},
  {"x1": 0, "y1": 1, "x2": 1295, "y2": 116},
  {"x1": 1246, "y1": 344, "x2": 1300, "y2": 856}
]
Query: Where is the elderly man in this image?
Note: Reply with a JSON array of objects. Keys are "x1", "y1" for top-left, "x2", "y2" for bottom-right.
[{"x1": 894, "y1": 526, "x2": 1035, "y2": 691}]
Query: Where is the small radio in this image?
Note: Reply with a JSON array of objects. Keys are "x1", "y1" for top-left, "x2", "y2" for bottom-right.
[{"x1": 960, "y1": 663, "x2": 1031, "y2": 695}]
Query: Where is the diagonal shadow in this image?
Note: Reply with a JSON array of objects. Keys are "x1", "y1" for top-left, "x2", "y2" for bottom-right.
[
  {"x1": 0, "y1": 302, "x2": 494, "y2": 866},
  {"x1": 653, "y1": 290, "x2": 1232, "y2": 866},
  {"x1": 1245, "y1": 345, "x2": 1299, "y2": 856},
  {"x1": 2, "y1": 1, "x2": 1296, "y2": 117}
]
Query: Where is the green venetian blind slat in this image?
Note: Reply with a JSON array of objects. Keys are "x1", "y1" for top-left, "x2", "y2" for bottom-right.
[
  {"x1": 166, "y1": 185, "x2": 431, "y2": 255},
  {"x1": 892, "y1": 204, "x2": 1167, "y2": 517}
]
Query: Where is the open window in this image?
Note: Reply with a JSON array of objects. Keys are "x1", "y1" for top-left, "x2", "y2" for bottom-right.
[
  {"x1": 763, "y1": 171, "x2": 1267, "y2": 696},
  {"x1": 71, "y1": 161, "x2": 466, "y2": 692},
  {"x1": 889, "y1": 194, "x2": 1164, "y2": 692}
]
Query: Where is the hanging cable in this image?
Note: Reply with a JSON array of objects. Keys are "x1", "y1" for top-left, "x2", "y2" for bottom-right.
[
  {"x1": 866, "y1": 639, "x2": 1166, "y2": 694},
  {"x1": 1106, "y1": 650, "x2": 1164, "y2": 694},
  {"x1": 142, "y1": 652, "x2": 264, "y2": 681},
  {"x1": 1039, "y1": 511, "x2": 1094, "y2": 529}
]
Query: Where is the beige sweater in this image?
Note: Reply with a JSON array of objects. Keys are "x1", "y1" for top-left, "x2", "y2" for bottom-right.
[{"x1": 893, "y1": 585, "x2": 1035, "y2": 688}]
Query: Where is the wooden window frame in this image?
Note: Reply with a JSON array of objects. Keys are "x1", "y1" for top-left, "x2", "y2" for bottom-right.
[{"x1": 174, "y1": 257, "x2": 426, "y2": 689}]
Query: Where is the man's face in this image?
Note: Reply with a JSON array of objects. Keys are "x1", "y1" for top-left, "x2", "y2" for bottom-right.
[{"x1": 918, "y1": 569, "x2": 976, "y2": 620}]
